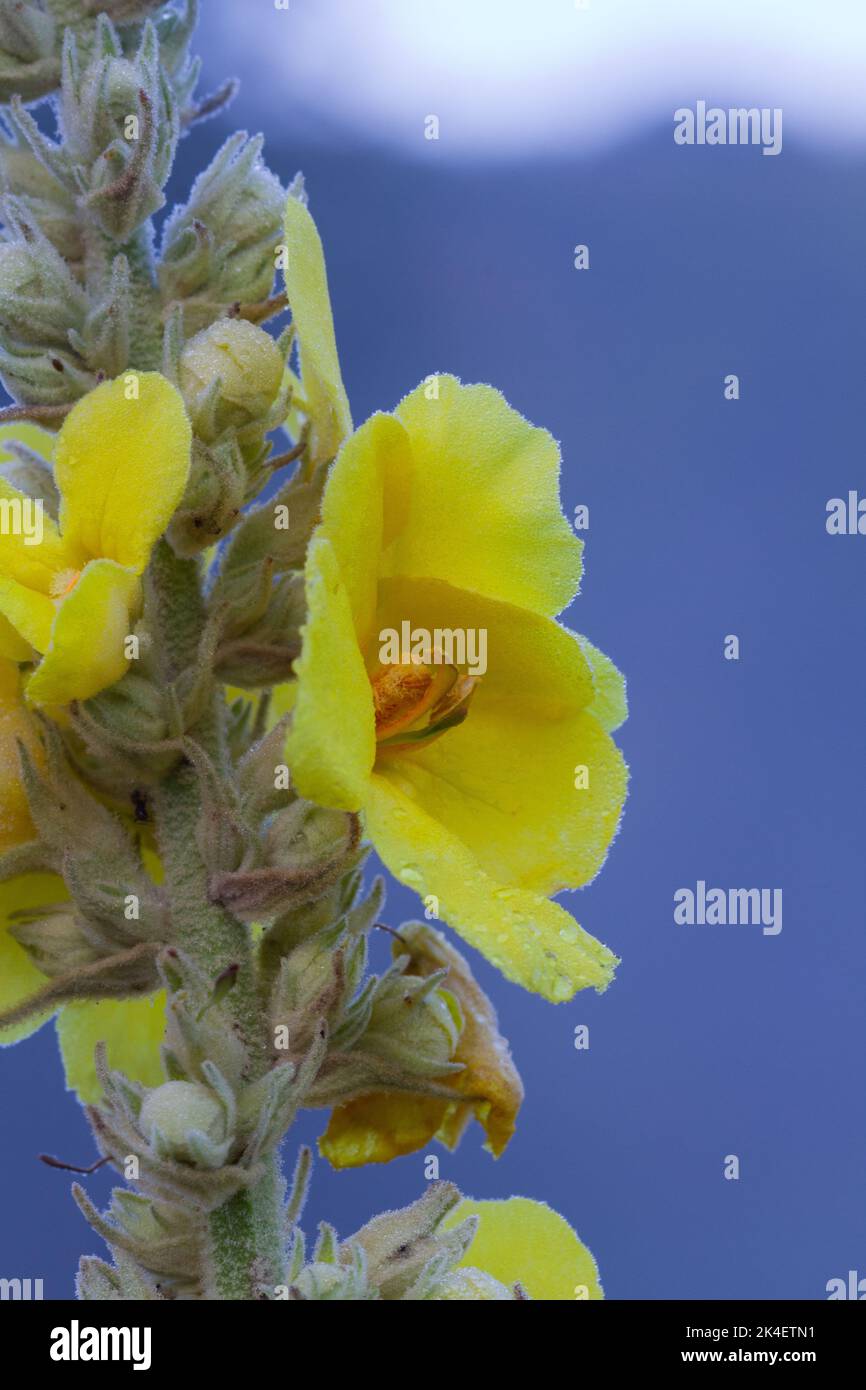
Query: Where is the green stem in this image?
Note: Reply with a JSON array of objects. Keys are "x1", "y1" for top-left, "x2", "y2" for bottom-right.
[{"x1": 146, "y1": 539, "x2": 284, "y2": 1298}]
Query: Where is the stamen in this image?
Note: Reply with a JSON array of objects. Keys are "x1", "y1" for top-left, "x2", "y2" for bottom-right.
[
  {"x1": 373, "y1": 663, "x2": 481, "y2": 752},
  {"x1": 50, "y1": 568, "x2": 80, "y2": 600},
  {"x1": 371, "y1": 661, "x2": 455, "y2": 739}
]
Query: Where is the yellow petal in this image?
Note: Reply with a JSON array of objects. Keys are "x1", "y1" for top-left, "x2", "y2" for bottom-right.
[
  {"x1": 54, "y1": 373, "x2": 191, "y2": 572},
  {"x1": 0, "y1": 872, "x2": 64, "y2": 1045},
  {"x1": 0, "y1": 475, "x2": 67, "y2": 593},
  {"x1": 0, "y1": 657, "x2": 41, "y2": 851},
  {"x1": 283, "y1": 194, "x2": 352, "y2": 464},
  {"x1": 56, "y1": 993, "x2": 167, "y2": 1103},
  {"x1": 319, "y1": 1092, "x2": 448, "y2": 1168},
  {"x1": 0, "y1": 614, "x2": 33, "y2": 662},
  {"x1": 284, "y1": 536, "x2": 375, "y2": 811},
  {"x1": 0, "y1": 571, "x2": 55, "y2": 653},
  {"x1": 373, "y1": 579, "x2": 628, "y2": 897},
  {"x1": 445, "y1": 1197, "x2": 603, "y2": 1300},
  {"x1": 386, "y1": 376, "x2": 583, "y2": 616},
  {"x1": 387, "y1": 707, "x2": 625, "y2": 897},
  {"x1": 577, "y1": 633, "x2": 628, "y2": 733},
  {"x1": 319, "y1": 411, "x2": 413, "y2": 642},
  {"x1": 25, "y1": 558, "x2": 140, "y2": 706},
  {"x1": 365, "y1": 773, "x2": 617, "y2": 1002}
]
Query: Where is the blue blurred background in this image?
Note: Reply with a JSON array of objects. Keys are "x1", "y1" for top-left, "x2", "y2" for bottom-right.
[{"x1": 2, "y1": 0, "x2": 865, "y2": 1299}]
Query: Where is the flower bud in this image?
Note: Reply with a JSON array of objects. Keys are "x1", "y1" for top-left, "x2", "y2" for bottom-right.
[
  {"x1": 363, "y1": 972, "x2": 463, "y2": 1078},
  {"x1": 347, "y1": 1182, "x2": 468, "y2": 1300},
  {"x1": 0, "y1": 0, "x2": 58, "y2": 102},
  {"x1": 70, "y1": 668, "x2": 182, "y2": 790},
  {"x1": 8, "y1": 906, "x2": 100, "y2": 978},
  {"x1": 213, "y1": 802, "x2": 359, "y2": 923},
  {"x1": 179, "y1": 318, "x2": 284, "y2": 441},
  {"x1": 431, "y1": 1268, "x2": 515, "y2": 1300},
  {"x1": 0, "y1": 203, "x2": 92, "y2": 403},
  {"x1": 139, "y1": 1081, "x2": 227, "y2": 1164},
  {"x1": 292, "y1": 1263, "x2": 350, "y2": 1300},
  {"x1": 160, "y1": 134, "x2": 284, "y2": 331},
  {"x1": 167, "y1": 436, "x2": 246, "y2": 555},
  {"x1": 0, "y1": 138, "x2": 82, "y2": 265},
  {"x1": 58, "y1": 21, "x2": 179, "y2": 242},
  {"x1": 0, "y1": 236, "x2": 85, "y2": 350}
]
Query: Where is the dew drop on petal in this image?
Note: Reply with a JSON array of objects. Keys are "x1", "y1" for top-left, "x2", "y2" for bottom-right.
[{"x1": 399, "y1": 864, "x2": 423, "y2": 891}]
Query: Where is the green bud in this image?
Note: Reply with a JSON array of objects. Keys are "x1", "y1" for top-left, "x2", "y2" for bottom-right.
[
  {"x1": 179, "y1": 318, "x2": 284, "y2": 440},
  {"x1": 0, "y1": 340, "x2": 93, "y2": 406},
  {"x1": 139, "y1": 1080, "x2": 228, "y2": 1164},
  {"x1": 167, "y1": 436, "x2": 246, "y2": 554},
  {"x1": 212, "y1": 802, "x2": 361, "y2": 923},
  {"x1": 0, "y1": 230, "x2": 86, "y2": 350},
  {"x1": 0, "y1": 0, "x2": 59, "y2": 101},
  {"x1": 72, "y1": 667, "x2": 177, "y2": 786},
  {"x1": 292, "y1": 1263, "x2": 357, "y2": 1301},
  {"x1": 159, "y1": 958, "x2": 250, "y2": 1094},
  {"x1": 362, "y1": 972, "x2": 463, "y2": 1078},
  {"x1": 8, "y1": 906, "x2": 99, "y2": 978},
  {"x1": 0, "y1": 203, "x2": 91, "y2": 403},
  {"x1": 348, "y1": 1182, "x2": 468, "y2": 1300},
  {"x1": 160, "y1": 133, "x2": 284, "y2": 331},
  {"x1": 0, "y1": 133, "x2": 82, "y2": 266},
  {"x1": 431, "y1": 1268, "x2": 515, "y2": 1300},
  {"x1": 59, "y1": 18, "x2": 179, "y2": 242},
  {"x1": 212, "y1": 568, "x2": 306, "y2": 688}
]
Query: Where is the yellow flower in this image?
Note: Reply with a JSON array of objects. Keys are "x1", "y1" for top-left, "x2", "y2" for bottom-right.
[
  {"x1": 320, "y1": 922, "x2": 523, "y2": 1167},
  {"x1": 0, "y1": 658, "x2": 166, "y2": 1097},
  {"x1": 443, "y1": 1196, "x2": 603, "y2": 1300},
  {"x1": 282, "y1": 202, "x2": 628, "y2": 1003},
  {"x1": 0, "y1": 373, "x2": 191, "y2": 706}
]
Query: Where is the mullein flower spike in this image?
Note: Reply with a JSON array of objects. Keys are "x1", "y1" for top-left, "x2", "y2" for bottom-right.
[{"x1": 0, "y1": 0, "x2": 626, "y2": 1300}]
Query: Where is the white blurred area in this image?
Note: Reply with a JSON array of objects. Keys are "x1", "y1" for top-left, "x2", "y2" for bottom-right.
[{"x1": 209, "y1": 0, "x2": 866, "y2": 158}]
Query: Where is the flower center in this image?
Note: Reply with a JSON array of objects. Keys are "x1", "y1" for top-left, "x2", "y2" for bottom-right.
[
  {"x1": 50, "y1": 568, "x2": 80, "y2": 600},
  {"x1": 371, "y1": 659, "x2": 479, "y2": 751}
]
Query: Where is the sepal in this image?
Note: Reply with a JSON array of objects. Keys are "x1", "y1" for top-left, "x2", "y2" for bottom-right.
[
  {"x1": 0, "y1": 0, "x2": 58, "y2": 101},
  {"x1": 159, "y1": 132, "x2": 284, "y2": 333},
  {"x1": 344, "y1": 1181, "x2": 474, "y2": 1300}
]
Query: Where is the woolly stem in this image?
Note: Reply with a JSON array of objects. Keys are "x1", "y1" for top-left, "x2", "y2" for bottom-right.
[{"x1": 143, "y1": 539, "x2": 284, "y2": 1298}]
